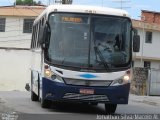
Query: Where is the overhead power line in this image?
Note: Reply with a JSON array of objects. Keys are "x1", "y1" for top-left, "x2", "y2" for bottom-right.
[
  {"x1": 54, "y1": 0, "x2": 72, "y2": 4},
  {"x1": 111, "y1": 0, "x2": 131, "y2": 9},
  {"x1": 29, "y1": 8, "x2": 41, "y2": 15}
]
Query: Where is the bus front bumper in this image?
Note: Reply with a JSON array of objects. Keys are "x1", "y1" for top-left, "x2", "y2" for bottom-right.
[{"x1": 42, "y1": 78, "x2": 130, "y2": 104}]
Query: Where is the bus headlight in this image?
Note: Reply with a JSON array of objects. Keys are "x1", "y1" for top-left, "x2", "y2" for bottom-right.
[
  {"x1": 110, "y1": 74, "x2": 131, "y2": 86},
  {"x1": 45, "y1": 69, "x2": 52, "y2": 78},
  {"x1": 123, "y1": 75, "x2": 130, "y2": 83},
  {"x1": 44, "y1": 67, "x2": 64, "y2": 83}
]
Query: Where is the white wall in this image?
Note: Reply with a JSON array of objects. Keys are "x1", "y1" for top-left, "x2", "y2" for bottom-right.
[
  {"x1": 0, "y1": 49, "x2": 31, "y2": 91},
  {"x1": 134, "y1": 59, "x2": 160, "y2": 69},
  {"x1": 133, "y1": 60, "x2": 142, "y2": 67},
  {"x1": 0, "y1": 16, "x2": 35, "y2": 48},
  {"x1": 136, "y1": 29, "x2": 160, "y2": 58},
  {"x1": 151, "y1": 61, "x2": 160, "y2": 69},
  {"x1": 133, "y1": 28, "x2": 160, "y2": 69}
]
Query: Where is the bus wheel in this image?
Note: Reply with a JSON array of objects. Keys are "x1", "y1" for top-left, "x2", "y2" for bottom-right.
[
  {"x1": 105, "y1": 104, "x2": 117, "y2": 114},
  {"x1": 91, "y1": 102, "x2": 98, "y2": 106},
  {"x1": 41, "y1": 99, "x2": 52, "y2": 108},
  {"x1": 31, "y1": 91, "x2": 39, "y2": 101}
]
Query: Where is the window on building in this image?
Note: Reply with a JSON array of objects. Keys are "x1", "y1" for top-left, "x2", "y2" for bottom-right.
[
  {"x1": 144, "y1": 61, "x2": 151, "y2": 68},
  {"x1": 23, "y1": 19, "x2": 34, "y2": 33},
  {"x1": 0, "y1": 18, "x2": 6, "y2": 32},
  {"x1": 145, "y1": 31, "x2": 152, "y2": 43}
]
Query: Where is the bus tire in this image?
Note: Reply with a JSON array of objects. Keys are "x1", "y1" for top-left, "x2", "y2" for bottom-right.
[
  {"x1": 41, "y1": 99, "x2": 52, "y2": 108},
  {"x1": 105, "y1": 104, "x2": 117, "y2": 114},
  {"x1": 91, "y1": 102, "x2": 98, "y2": 106},
  {"x1": 31, "y1": 91, "x2": 39, "y2": 101}
]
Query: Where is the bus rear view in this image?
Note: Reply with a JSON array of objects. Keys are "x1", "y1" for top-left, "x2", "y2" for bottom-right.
[{"x1": 30, "y1": 5, "x2": 140, "y2": 114}]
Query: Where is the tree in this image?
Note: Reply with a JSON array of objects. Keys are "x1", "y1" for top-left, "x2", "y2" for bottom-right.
[
  {"x1": 24, "y1": 0, "x2": 34, "y2": 5},
  {"x1": 15, "y1": 0, "x2": 42, "y2": 5},
  {"x1": 16, "y1": 0, "x2": 23, "y2": 5}
]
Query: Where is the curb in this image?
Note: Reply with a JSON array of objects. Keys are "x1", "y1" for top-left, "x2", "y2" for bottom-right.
[{"x1": 129, "y1": 94, "x2": 160, "y2": 106}]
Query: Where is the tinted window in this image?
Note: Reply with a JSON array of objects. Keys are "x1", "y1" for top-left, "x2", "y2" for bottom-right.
[
  {"x1": 0, "y1": 18, "x2": 6, "y2": 32},
  {"x1": 23, "y1": 19, "x2": 34, "y2": 33}
]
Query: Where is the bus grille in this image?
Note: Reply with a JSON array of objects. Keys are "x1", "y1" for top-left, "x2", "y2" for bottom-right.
[
  {"x1": 64, "y1": 78, "x2": 112, "y2": 87},
  {"x1": 63, "y1": 93, "x2": 109, "y2": 102}
]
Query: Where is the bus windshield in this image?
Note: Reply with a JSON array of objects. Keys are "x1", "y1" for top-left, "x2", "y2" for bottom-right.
[{"x1": 47, "y1": 13, "x2": 131, "y2": 71}]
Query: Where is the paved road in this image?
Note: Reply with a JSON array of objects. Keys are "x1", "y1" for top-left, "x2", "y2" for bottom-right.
[{"x1": 0, "y1": 91, "x2": 160, "y2": 120}]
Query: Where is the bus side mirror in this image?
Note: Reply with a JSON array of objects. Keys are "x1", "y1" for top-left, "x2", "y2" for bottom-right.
[
  {"x1": 39, "y1": 25, "x2": 45, "y2": 45},
  {"x1": 133, "y1": 35, "x2": 140, "y2": 52},
  {"x1": 39, "y1": 24, "x2": 49, "y2": 49}
]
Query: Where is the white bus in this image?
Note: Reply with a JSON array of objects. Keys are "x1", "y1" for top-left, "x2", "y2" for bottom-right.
[{"x1": 30, "y1": 5, "x2": 140, "y2": 114}]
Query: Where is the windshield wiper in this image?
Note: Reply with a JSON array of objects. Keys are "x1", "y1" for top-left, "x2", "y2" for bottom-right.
[{"x1": 94, "y1": 46, "x2": 110, "y2": 70}]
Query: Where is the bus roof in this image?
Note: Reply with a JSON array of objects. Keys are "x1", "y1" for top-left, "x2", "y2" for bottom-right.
[{"x1": 34, "y1": 5, "x2": 130, "y2": 23}]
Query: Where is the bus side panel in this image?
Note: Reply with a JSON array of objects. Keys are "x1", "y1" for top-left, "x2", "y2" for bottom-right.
[
  {"x1": 31, "y1": 49, "x2": 42, "y2": 97},
  {"x1": 31, "y1": 70, "x2": 39, "y2": 95}
]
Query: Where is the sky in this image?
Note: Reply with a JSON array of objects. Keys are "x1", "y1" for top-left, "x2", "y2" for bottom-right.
[{"x1": 0, "y1": 0, "x2": 160, "y2": 19}]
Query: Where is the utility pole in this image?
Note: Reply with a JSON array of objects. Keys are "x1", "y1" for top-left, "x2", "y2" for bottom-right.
[
  {"x1": 54, "y1": 0, "x2": 72, "y2": 4},
  {"x1": 15, "y1": 0, "x2": 16, "y2": 6},
  {"x1": 48, "y1": 0, "x2": 54, "y2": 5},
  {"x1": 62, "y1": 0, "x2": 72, "y2": 4},
  {"x1": 48, "y1": 0, "x2": 51, "y2": 5}
]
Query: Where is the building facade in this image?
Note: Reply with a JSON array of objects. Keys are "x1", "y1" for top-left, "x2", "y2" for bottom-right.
[
  {"x1": 0, "y1": 5, "x2": 45, "y2": 91},
  {"x1": 0, "y1": 5, "x2": 45, "y2": 49},
  {"x1": 132, "y1": 10, "x2": 160, "y2": 69}
]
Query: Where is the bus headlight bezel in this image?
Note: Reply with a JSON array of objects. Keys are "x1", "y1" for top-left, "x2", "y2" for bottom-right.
[
  {"x1": 51, "y1": 74, "x2": 64, "y2": 83},
  {"x1": 44, "y1": 67, "x2": 64, "y2": 83},
  {"x1": 110, "y1": 74, "x2": 131, "y2": 86}
]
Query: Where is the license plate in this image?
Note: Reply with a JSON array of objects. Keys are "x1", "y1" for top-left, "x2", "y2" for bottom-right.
[{"x1": 79, "y1": 89, "x2": 94, "y2": 94}]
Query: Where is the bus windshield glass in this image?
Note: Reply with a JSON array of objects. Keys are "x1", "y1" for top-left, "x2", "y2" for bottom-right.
[{"x1": 47, "y1": 13, "x2": 131, "y2": 70}]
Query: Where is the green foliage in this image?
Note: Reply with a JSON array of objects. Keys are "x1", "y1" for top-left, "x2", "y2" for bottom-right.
[
  {"x1": 15, "y1": 0, "x2": 42, "y2": 5},
  {"x1": 16, "y1": 0, "x2": 23, "y2": 5},
  {"x1": 24, "y1": 0, "x2": 34, "y2": 5}
]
